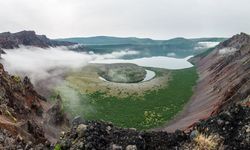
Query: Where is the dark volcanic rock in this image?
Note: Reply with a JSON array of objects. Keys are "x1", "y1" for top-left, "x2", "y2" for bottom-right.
[
  {"x1": 0, "y1": 48, "x2": 5, "y2": 54},
  {"x1": 47, "y1": 95, "x2": 69, "y2": 126},
  {"x1": 0, "y1": 63, "x2": 69, "y2": 149},
  {"x1": 0, "y1": 30, "x2": 75, "y2": 49},
  {"x1": 0, "y1": 48, "x2": 5, "y2": 59},
  {"x1": 0, "y1": 128, "x2": 50, "y2": 150},
  {"x1": 195, "y1": 105, "x2": 250, "y2": 149},
  {"x1": 57, "y1": 121, "x2": 188, "y2": 150},
  {"x1": 0, "y1": 64, "x2": 45, "y2": 116},
  {"x1": 57, "y1": 105, "x2": 250, "y2": 150},
  {"x1": 217, "y1": 32, "x2": 250, "y2": 49}
]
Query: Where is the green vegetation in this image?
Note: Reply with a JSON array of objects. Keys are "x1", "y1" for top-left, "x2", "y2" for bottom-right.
[
  {"x1": 12, "y1": 75, "x2": 21, "y2": 83},
  {"x1": 54, "y1": 144, "x2": 61, "y2": 150},
  {"x1": 56, "y1": 67, "x2": 198, "y2": 130}
]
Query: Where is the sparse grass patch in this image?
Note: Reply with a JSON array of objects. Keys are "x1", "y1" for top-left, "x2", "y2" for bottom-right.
[
  {"x1": 141, "y1": 110, "x2": 164, "y2": 128},
  {"x1": 191, "y1": 133, "x2": 221, "y2": 150}
]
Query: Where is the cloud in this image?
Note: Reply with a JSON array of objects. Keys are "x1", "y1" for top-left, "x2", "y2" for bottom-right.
[
  {"x1": 0, "y1": 0, "x2": 250, "y2": 39},
  {"x1": 195, "y1": 42, "x2": 220, "y2": 50},
  {"x1": 167, "y1": 52, "x2": 176, "y2": 57},
  {"x1": 219, "y1": 47, "x2": 238, "y2": 55},
  {"x1": 0, "y1": 46, "x2": 138, "y2": 84}
]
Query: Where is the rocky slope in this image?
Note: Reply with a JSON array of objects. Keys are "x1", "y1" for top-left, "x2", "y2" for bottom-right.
[
  {"x1": 0, "y1": 31, "x2": 75, "y2": 49},
  {"x1": 0, "y1": 63, "x2": 69, "y2": 149},
  {"x1": 162, "y1": 32, "x2": 250, "y2": 132}
]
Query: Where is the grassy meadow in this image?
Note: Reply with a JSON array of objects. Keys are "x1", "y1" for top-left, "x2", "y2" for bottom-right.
[{"x1": 53, "y1": 67, "x2": 198, "y2": 130}]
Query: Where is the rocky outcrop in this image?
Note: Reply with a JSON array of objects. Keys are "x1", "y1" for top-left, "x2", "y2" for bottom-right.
[
  {"x1": 46, "y1": 95, "x2": 69, "y2": 126},
  {"x1": 0, "y1": 30, "x2": 75, "y2": 49},
  {"x1": 0, "y1": 63, "x2": 69, "y2": 148},
  {"x1": 57, "y1": 121, "x2": 188, "y2": 150},
  {"x1": 197, "y1": 33, "x2": 250, "y2": 113},
  {"x1": 0, "y1": 64, "x2": 45, "y2": 116},
  {"x1": 0, "y1": 128, "x2": 50, "y2": 150}
]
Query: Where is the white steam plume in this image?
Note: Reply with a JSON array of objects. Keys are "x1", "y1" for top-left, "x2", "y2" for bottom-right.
[{"x1": 0, "y1": 45, "x2": 139, "y2": 84}]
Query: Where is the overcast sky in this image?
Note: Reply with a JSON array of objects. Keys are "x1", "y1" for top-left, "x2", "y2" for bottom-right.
[{"x1": 0, "y1": 0, "x2": 250, "y2": 39}]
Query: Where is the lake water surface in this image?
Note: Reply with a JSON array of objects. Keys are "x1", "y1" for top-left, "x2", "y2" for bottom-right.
[{"x1": 91, "y1": 56, "x2": 193, "y2": 70}]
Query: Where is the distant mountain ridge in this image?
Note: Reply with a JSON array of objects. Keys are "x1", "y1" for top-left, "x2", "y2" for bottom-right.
[
  {"x1": 57, "y1": 36, "x2": 226, "y2": 46},
  {"x1": 58, "y1": 36, "x2": 226, "y2": 58},
  {"x1": 0, "y1": 30, "x2": 75, "y2": 49}
]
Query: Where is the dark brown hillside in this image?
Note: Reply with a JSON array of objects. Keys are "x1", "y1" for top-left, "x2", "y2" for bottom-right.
[
  {"x1": 0, "y1": 63, "x2": 69, "y2": 149},
  {"x1": 163, "y1": 33, "x2": 250, "y2": 132},
  {"x1": 0, "y1": 30, "x2": 75, "y2": 49}
]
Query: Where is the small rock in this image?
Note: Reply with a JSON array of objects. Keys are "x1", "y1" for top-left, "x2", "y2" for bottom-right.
[
  {"x1": 129, "y1": 128, "x2": 137, "y2": 131},
  {"x1": 126, "y1": 145, "x2": 137, "y2": 150},
  {"x1": 111, "y1": 144, "x2": 122, "y2": 150},
  {"x1": 5, "y1": 137, "x2": 15, "y2": 145},
  {"x1": 245, "y1": 125, "x2": 250, "y2": 133},
  {"x1": 106, "y1": 126, "x2": 112, "y2": 133},
  {"x1": 35, "y1": 143, "x2": 45, "y2": 150},
  {"x1": 76, "y1": 124, "x2": 88, "y2": 137},
  {"x1": 25, "y1": 141, "x2": 33, "y2": 149},
  {"x1": 72, "y1": 116, "x2": 84, "y2": 125},
  {"x1": 16, "y1": 144, "x2": 22, "y2": 150},
  {"x1": 0, "y1": 133, "x2": 4, "y2": 142},
  {"x1": 79, "y1": 142, "x2": 84, "y2": 149},
  {"x1": 16, "y1": 134, "x2": 23, "y2": 142},
  {"x1": 45, "y1": 140, "x2": 51, "y2": 147},
  {"x1": 190, "y1": 130, "x2": 198, "y2": 140},
  {"x1": 217, "y1": 119, "x2": 224, "y2": 125}
]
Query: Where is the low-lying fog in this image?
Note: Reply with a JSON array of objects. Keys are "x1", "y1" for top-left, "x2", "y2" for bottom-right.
[
  {"x1": 0, "y1": 46, "x2": 193, "y2": 97},
  {"x1": 1, "y1": 46, "x2": 193, "y2": 84},
  {"x1": 0, "y1": 46, "x2": 139, "y2": 84}
]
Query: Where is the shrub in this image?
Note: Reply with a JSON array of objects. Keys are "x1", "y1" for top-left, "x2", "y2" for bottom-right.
[{"x1": 54, "y1": 144, "x2": 61, "y2": 150}]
